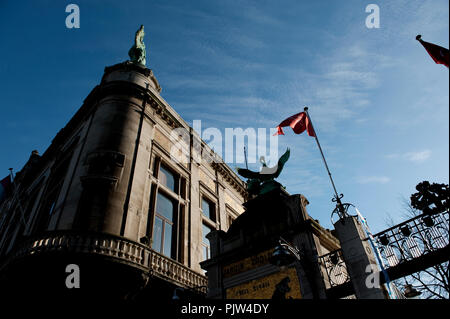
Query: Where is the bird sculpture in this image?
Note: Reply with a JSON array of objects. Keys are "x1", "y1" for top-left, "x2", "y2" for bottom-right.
[{"x1": 237, "y1": 148, "x2": 290, "y2": 195}]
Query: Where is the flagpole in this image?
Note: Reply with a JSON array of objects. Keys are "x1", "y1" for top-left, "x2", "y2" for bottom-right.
[
  {"x1": 244, "y1": 146, "x2": 249, "y2": 169},
  {"x1": 303, "y1": 107, "x2": 347, "y2": 217}
]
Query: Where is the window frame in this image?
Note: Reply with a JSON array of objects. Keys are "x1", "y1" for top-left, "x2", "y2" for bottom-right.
[
  {"x1": 225, "y1": 205, "x2": 239, "y2": 230},
  {"x1": 199, "y1": 193, "x2": 218, "y2": 263},
  {"x1": 33, "y1": 148, "x2": 74, "y2": 233},
  {"x1": 152, "y1": 190, "x2": 176, "y2": 258},
  {"x1": 200, "y1": 194, "x2": 217, "y2": 223},
  {"x1": 200, "y1": 222, "x2": 213, "y2": 262},
  {"x1": 148, "y1": 157, "x2": 187, "y2": 262}
]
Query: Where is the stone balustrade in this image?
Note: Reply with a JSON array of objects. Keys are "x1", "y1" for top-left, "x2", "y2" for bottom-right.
[{"x1": 3, "y1": 230, "x2": 207, "y2": 290}]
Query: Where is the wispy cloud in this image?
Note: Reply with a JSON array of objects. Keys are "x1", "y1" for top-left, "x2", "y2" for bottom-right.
[
  {"x1": 357, "y1": 176, "x2": 391, "y2": 184},
  {"x1": 279, "y1": 44, "x2": 393, "y2": 133},
  {"x1": 404, "y1": 150, "x2": 432, "y2": 163},
  {"x1": 386, "y1": 150, "x2": 432, "y2": 163},
  {"x1": 355, "y1": 118, "x2": 368, "y2": 124}
]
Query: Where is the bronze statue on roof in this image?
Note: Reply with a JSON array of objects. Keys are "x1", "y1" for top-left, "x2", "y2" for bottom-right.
[
  {"x1": 128, "y1": 25, "x2": 146, "y2": 66},
  {"x1": 237, "y1": 148, "x2": 290, "y2": 196}
]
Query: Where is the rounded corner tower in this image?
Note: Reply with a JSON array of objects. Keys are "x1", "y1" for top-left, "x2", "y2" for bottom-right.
[
  {"x1": 70, "y1": 59, "x2": 163, "y2": 239},
  {"x1": 0, "y1": 25, "x2": 247, "y2": 301}
]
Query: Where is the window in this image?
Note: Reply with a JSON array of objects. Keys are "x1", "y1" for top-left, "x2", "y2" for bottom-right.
[
  {"x1": 152, "y1": 192, "x2": 175, "y2": 258},
  {"x1": 34, "y1": 149, "x2": 73, "y2": 233},
  {"x1": 201, "y1": 197, "x2": 215, "y2": 222},
  {"x1": 201, "y1": 223, "x2": 213, "y2": 261},
  {"x1": 10, "y1": 185, "x2": 42, "y2": 249},
  {"x1": 200, "y1": 195, "x2": 216, "y2": 263},
  {"x1": 227, "y1": 214, "x2": 235, "y2": 229},
  {"x1": 148, "y1": 158, "x2": 186, "y2": 262},
  {"x1": 159, "y1": 164, "x2": 176, "y2": 192}
]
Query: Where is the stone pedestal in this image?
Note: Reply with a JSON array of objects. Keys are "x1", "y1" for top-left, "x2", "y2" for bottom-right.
[
  {"x1": 334, "y1": 216, "x2": 386, "y2": 299},
  {"x1": 201, "y1": 188, "x2": 328, "y2": 299}
]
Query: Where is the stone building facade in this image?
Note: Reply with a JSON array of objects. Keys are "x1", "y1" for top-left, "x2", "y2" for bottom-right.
[
  {"x1": 0, "y1": 52, "x2": 344, "y2": 301},
  {"x1": 0, "y1": 60, "x2": 247, "y2": 300}
]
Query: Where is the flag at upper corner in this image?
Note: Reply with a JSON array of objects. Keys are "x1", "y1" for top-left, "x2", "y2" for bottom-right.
[
  {"x1": 274, "y1": 112, "x2": 316, "y2": 137},
  {"x1": 416, "y1": 35, "x2": 449, "y2": 68},
  {"x1": 0, "y1": 175, "x2": 12, "y2": 204}
]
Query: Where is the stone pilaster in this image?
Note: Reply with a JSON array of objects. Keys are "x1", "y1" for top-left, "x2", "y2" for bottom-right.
[{"x1": 334, "y1": 216, "x2": 386, "y2": 299}]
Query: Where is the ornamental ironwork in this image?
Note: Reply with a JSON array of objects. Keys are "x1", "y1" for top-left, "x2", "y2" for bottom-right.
[
  {"x1": 319, "y1": 249, "x2": 350, "y2": 287},
  {"x1": 373, "y1": 211, "x2": 449, "y2": 268}
]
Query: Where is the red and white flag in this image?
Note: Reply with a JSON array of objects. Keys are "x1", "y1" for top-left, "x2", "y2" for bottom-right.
[{"x1": 274, "y1": 112, "x2": 316, "y2": 137}]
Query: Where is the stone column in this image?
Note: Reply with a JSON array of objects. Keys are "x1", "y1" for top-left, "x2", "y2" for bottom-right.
[
  {"x1": 204, "y1": 230, "x2": 226, "y2": 299},
  {"x1": 122, "y1": 108, "x2": 155, "y2": 241},
  {"x1": 334, "y1": 216, "x2": 386, "y2": 299},
  {"x1": 292, "y1": 231, "x2": 328, "y2": 299},
  {"x1": 189, "y1": 131, "x2": 203, "y2": 272}
]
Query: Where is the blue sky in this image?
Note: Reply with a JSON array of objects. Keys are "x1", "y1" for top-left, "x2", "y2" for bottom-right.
[{"x1": 0, "y1": 0, "x2": 448, "y2": 232}]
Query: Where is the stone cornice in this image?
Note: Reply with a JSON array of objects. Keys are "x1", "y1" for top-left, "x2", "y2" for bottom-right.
[{"x1": 211, "y1": 162, "x2": 247, "y2": 199}]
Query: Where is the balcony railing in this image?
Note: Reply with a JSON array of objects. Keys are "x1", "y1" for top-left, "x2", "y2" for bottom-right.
[{"x1": 2, "y1": 230, "x2": 207, "y2": 291}]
